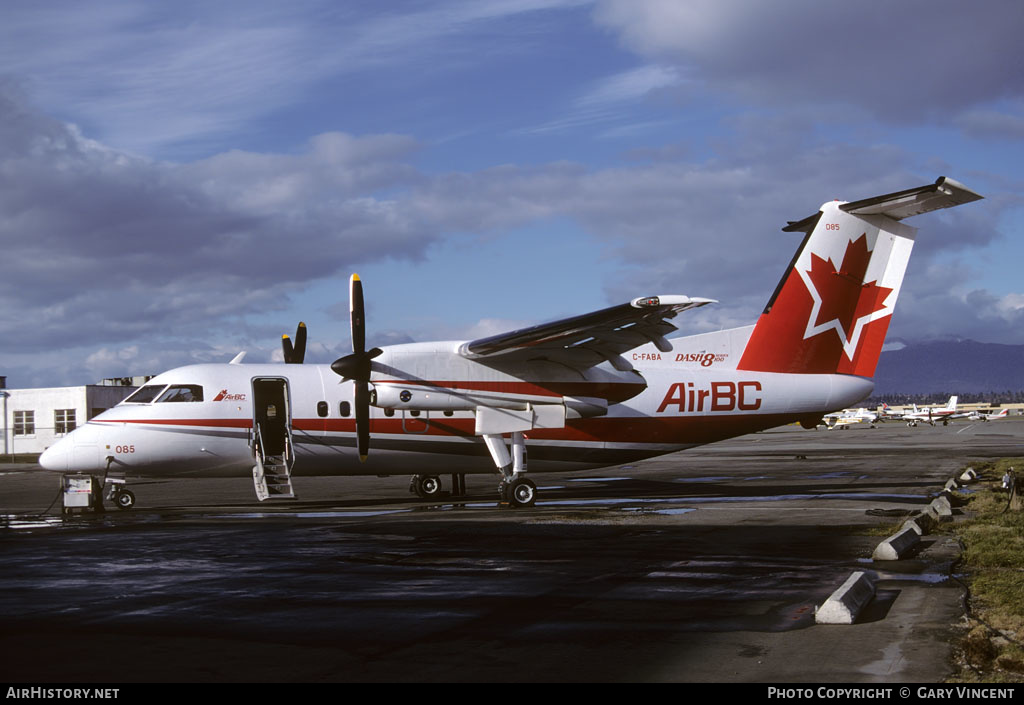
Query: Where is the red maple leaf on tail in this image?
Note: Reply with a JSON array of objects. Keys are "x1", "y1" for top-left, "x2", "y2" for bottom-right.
[{"x1": 805, "y1": 234, "x2": 893, "y2": 345}]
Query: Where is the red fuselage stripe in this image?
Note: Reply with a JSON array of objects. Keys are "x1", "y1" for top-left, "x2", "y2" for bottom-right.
[{"x1": 97, "y1": 412, "x2": 804, "y2": 445}]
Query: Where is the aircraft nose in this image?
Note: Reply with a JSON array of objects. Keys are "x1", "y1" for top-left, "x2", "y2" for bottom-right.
[
  {"x1": 39, "y1": 436, "x2": 71, "y2": 472},
  {"x1": 38, "y1": 424, "x2": 105, "y2": 473}
]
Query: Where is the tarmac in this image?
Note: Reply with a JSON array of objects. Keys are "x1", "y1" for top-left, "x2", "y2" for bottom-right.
[{"x1": 1, "y1": 417, "x2": 1022, "y2": 683}]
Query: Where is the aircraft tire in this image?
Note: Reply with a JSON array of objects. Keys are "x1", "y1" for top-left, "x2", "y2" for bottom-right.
[
  {"x1": 114, "y1": 489, "x2": 136, "y2": 510},
  {"x1": 411, "y1": 475, "x2": 443, "y2": 499},
  {"x1": 506, "y1": 477, "x2": 537, "y2": 508}
]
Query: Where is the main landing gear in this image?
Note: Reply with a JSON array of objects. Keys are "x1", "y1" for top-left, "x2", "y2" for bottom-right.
[
  {"x1": 485, "y1": 431, "x2": 536, "y2": 508},
  {"x1": 407, "y1": 433, "x2": 538, "y2": 508},
  {"x1": 500, "y1": 475, "x2": 537, "y2": 508}
]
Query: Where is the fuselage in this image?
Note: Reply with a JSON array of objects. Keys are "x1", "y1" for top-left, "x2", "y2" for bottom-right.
[{"x1": 39, "y1": 337, "x2": 873, "y2": 479}]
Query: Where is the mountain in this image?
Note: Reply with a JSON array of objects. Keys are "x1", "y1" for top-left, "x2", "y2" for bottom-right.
[{"x1": 871, "y1": 340, "x2": 1024, "y2": 396}]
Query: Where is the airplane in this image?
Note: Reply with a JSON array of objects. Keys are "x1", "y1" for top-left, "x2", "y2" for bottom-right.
[
  {"x1": 823, "y1": 407, "x2": 878, "y2": 430},
  {"x1": 877, "y1": 402, "x2": 901, "y2": 419},
  {"x1": 968, "y1": 408, "x2": 1009, "y2": 422},
  {"x1": 39, "y1": 176, "x2": 983, "y2": 509},
  {"x1": 901, "y1": 395, "x2": 959, "y2": 426}
]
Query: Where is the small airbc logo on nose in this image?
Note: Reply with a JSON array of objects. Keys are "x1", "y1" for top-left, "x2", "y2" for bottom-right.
[
  {"x1": 799, "y1": 233, "x2": 894, "y2": 360},
  {"x1": 213, "y1": 389, "x2": 246, "y2": 402}
]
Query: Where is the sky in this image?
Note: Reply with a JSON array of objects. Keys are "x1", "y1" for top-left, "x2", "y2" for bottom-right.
[{"x1": 2, "y1": 0, "x2": 1023, "y2": 388}]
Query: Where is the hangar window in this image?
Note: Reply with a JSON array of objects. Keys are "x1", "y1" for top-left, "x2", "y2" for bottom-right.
[
  {"x1": 123, "y1": 385, "x2": 167, "y2": 404},
  {"x1": 155, "y1": 385, "x2": 204, "y2": 403},
  {"x1": 13, "y1": 410, "x2": 34, "y2": 436},
  {"x1": 54, "y1": 409, "x2": 76, "y2": 435}
]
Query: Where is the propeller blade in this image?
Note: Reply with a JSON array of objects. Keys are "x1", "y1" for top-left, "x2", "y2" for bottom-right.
[
  {"x1": 282, "y1": 322, "x2": 307, "y2": 364},
  {"x1": 354, "y1": 381, "x2": 370, "y2": 462},
  {"x1": 331, "y1": 274, "x2": 383, "y2": 461},
  {"x1": 350, "y1": 274, "x2": 365, "y2": 355},
  {"x1": 294, "y1": 322, "x2": 307, "y2": 362}
]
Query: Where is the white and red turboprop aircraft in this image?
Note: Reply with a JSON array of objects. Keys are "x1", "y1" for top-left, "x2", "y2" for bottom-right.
[
  {"x1": 969, "y1": 408, "x2": 1009, "y2": 422},
  {"x1": 40, "y1": 177, "x2": 983, "y2": 508},
  {"x1": 901, "y1": 395, "x2": 960, "y2": 426}
]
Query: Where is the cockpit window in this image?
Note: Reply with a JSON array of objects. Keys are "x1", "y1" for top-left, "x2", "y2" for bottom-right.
[
  {"x1": 123, "y1": 385, "x2": 167, "y2": 404},
  {"x1": 156, "y1": 385, "x2": 204, "y2": 403}
]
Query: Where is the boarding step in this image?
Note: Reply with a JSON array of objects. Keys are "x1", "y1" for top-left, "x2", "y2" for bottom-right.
[{"x1": 252, "y1": 460, "x2": 296, "y2": 501}]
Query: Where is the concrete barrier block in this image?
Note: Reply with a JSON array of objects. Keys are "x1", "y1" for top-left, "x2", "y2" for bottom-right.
[
  {"x1": 960, "y1": 468, "x2": 977, "y2": 482},
  {"x1": 815, "y1": 571, "x2": 875, "y2": 624},
  {"x1": 901, "y1": 511, "x2": 934, "y2": 536},
  {"x1": 930, "y1": 495, "x2": 953, "y2": 518},
  {"x1": 944, "y1": 478, "x2": 959, "y2": 491},
  {"x1": 873, "y1": 526, "x2": 921, "y2": 560}
]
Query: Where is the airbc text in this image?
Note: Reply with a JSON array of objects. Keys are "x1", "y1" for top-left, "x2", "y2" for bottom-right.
[{"x1": 657, "y1": 381, "x2": 763, "y2": 413}]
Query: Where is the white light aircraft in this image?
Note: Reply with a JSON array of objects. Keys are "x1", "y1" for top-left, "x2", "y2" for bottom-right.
[
  {"x1": 40, "y1": 177, "x2": 983, "y2": 508},
  {"x1": 823, "y1": 407, "x2": 878, "y2": 430},
  {"x1": 968, "y1": 408, "x2": 1009, "y2": 422},
  {"x1": 902, "y1": 395, "x2": 960, "y2": 426}
]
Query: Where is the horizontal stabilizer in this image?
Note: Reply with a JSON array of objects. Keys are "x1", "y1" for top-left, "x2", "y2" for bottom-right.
[{"x1": 784, "y1": 177, "x2": 983, "y2": 232}]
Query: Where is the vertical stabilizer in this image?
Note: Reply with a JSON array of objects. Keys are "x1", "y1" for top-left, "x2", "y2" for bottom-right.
[{"x1": 737, "y1": 178, "x2": 982, "y2": 377}]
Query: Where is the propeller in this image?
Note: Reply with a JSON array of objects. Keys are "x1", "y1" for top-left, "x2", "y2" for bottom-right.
[
  {"x1": 281, "y1": 322, "x2": 307, "y2": 364},
  {"x1": 330, "y1": 274, "x2": 382, "y2": 462}
]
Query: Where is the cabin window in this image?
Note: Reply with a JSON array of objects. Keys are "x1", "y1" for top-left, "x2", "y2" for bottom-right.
[
  {"x1": 339, "y1": 401, "x2": 351, "y2": 417},
  {"x1": 384, "y1": 408, "x2": 395, "y2": 417},
  {"x1": 317, "y1": 401, "x2": 329, "y2": 417},
  {"x1": 123, "y1": 385, "x2": 167, "y2": 404},
  {"x1": 156, "y1": 385, "x2": 204, "y2": 403}
]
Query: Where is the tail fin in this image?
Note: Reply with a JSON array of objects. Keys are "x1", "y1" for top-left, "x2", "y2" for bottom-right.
[
  {"x1": 946, "y1": 395, "x2": 958, "y2": 411},
  {"x1": 737, "y1": 177, "x2": 982, "y2": 377}
]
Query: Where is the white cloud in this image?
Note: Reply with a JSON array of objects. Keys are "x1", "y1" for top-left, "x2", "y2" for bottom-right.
[{"x1": 592, "y1": 0, "x2": 1024, "y2": 124}]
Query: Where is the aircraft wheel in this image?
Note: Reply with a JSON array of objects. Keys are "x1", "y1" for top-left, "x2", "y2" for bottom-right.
[
  {"x1": 506, "y1": 477, "x2": 537, "y2": 508},
  {"x1": 114, "y1": 489, "x2": 136, "y2": 510},
  {"x1": 411, "y1": 474, "x2": 443, "y2": 499}
]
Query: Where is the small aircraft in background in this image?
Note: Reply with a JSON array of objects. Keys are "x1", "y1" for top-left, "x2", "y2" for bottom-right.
[
  {"x1": 823, "y1": 407, "x2": 878, "y2": 429},
  {"x1": 40, "y1": 177, "x2": 983, "y2": 508},
  {"x1": 901, "y1": 396, "x2": 959, "y2": 426},
  {"x1": 968, "y1": 408, "x2": 1009, "y2": 422}
]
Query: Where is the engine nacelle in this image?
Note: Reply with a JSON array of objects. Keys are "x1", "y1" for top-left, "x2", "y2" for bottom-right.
[{"x1": 370, "y1": 384, "x2": 529, "y2": 411}]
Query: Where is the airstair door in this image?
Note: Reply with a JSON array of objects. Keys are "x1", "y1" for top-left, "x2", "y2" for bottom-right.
[{"x1": 251, "y1": 377, "x2": 295, "y2": 500}]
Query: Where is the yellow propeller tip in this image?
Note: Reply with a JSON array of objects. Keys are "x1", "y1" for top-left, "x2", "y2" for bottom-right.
[
  {"x1": 358, "y1": 454, "x2": 368, "y2": 463},
  {"x1": 352, "y1": 273, "x2": 361, "y2": 282}
]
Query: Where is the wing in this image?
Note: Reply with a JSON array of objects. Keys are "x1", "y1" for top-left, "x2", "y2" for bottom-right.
[{"x1": 459, "y1": 295, "x2": 715, "y2": 371}]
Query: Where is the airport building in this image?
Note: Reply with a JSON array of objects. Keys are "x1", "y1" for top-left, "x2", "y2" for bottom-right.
[{"x1": 1, "y1": 377, "x2": 145, "y2": 456}]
